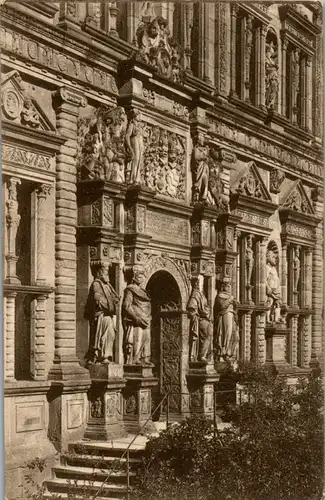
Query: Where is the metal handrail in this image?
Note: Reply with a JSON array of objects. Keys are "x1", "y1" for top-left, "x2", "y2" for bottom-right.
[
  {"x1": 93, "y1": 390, "x2": 171, "y2": 499},
  {"x1": 93, "y1": 386, "x2": 243, "y2": 499}
]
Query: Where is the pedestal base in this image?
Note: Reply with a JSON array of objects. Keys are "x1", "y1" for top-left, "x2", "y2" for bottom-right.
[
  {"x1": 265, "y1": 323, "x2": 291, "y2": 371},
  {"x1": 123, "y1": 364, "x2": 158, "y2": 434},
  {"x1": 187, "y1": 362, "x2": 219, "y2": 418},
  {"x1": 84, "y1": 364, "x2": 127, "y2": 441}
]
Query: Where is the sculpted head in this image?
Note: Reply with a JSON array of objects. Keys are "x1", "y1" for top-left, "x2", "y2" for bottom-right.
[
  {"x1": 132, "y1": 266, "x2": 146, "y2": 286},
  {"x1": 196, "y1": 133, "x2": 205, "y2": 147},
  {"x1": 266, "y1": 249, "x2": 278, "y2": 267},
  {"x1": 92, "y1": 262, "x2": 110, "y2": 284},
  {"x1": 220, "y1": 280, "x2": 231, "y2": 294},
  {"x1": 193, "y1": 275, "x2": 204, "y2": 292}
]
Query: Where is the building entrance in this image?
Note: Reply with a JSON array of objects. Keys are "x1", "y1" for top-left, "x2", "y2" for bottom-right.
[{"x1": 146, "y1": 271, "x2": 183, "y2": 420}]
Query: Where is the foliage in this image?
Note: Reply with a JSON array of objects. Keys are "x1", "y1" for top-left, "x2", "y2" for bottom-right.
[{"x1": 134, "y1": 363, "x2": 324, "y2": 500}]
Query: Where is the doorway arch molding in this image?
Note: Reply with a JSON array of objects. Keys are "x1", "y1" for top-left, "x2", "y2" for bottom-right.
[{"x1": 142, "y1": 255, "x2": 190, "y2": 310}]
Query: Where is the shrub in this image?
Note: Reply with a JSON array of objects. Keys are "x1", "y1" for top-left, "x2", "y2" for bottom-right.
[{"x1": 134, "y1": 364, "x2": 324, "y2": 500}]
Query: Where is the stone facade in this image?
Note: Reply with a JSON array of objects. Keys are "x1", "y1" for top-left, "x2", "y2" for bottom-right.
[{"x1": 2, "y1": 2, "x2": 323, "y2": 498}]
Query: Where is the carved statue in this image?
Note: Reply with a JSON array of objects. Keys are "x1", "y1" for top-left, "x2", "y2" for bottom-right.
[
  {"x1": 21, "y1": 97, "x2": 40, "y2": 128},
  {"x1": 191, "y1": 133, "x2": 210, "y2": 203},
  {"x1": 84, "y1": 263, "x2": 120, "y2": 365},
  {"x1": 122, "y1": 266, "x2": 151, "y2": 365},
  {"x1": 135, "y1": 16, "x2": 182, "y2": 82},
  {"x1": 214, "y1": 281, "x2": 239, "y2": 363},
  {"x1": 265, "y1": 41, "x2": 279, "y2": 110},
  {"x1": 266, "y1": 249, "x2": 284, "y2": 323},
  {"x1": 125, "y1": 109, "x2": 145, "y2": 184},
  {"x1": 77, "y1": 106, "x2": 127, "y2": 181},
  {"x1": 245, "y1": 235, "x2": 254, "y2": 286},
  {"x1": 293, "y1": 246, "x2": 301, "y2": 295},
  {"x1": 187, "y1": 276, "x2": 213, "y2": 364},
  {"x1": 143, "y1": 125, "x2": 185, "y2": 199},
  {"x1": 207, "y1": 160, "x2": 228, "y2": 211},
  {"x1": 166, "y1": 149, "x2": 180, "y2": 197}
]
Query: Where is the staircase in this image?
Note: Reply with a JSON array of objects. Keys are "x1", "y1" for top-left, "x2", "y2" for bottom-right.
[{"x1": 43, "y1": 436, "x2": 148, "y2": 499}]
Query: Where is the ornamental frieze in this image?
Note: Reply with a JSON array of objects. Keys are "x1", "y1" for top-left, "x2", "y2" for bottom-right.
[
  {"x1": 2, "y1": 144, "x2": 52, "y2": 171},
  {"x1": 0, "y1": 26, "x2": 118, "y2": 94},
  {"x1": 208, "y1": 117, "x2": 322, "y2": 179},
  {"x1": 146, "y1": 210, "x2": 189, "y2": 244}
]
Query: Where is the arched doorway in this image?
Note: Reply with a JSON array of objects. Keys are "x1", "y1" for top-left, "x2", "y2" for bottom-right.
[{"x1": 146, "y1": 270, "x2": 183, "y2": 420}]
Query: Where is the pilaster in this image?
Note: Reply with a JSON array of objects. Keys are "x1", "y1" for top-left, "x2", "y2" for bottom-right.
[
  {"x1": 259, "y1": 24, "x2": 267, "y2": 109},
  {"x1": 36, "y1": 184, "x2": 52, "y2": 285},
  {"x1": 5, "y1": 177, "x2": 21, "y2": 285},
  {"x1": 49, "y1": 86, "x2": 89, "y2": 382},
  {"x1": 305, "y1": 55, "x2": 312, "y2": 133},
  {"x1": 230, "y1": 4, "x2": 238, "y2": 98},
  {"x1": 311, "y1": 188, "x2": 323, "y2": 358},
  {"x1": 4, "y1": 293, "x2": 16, "y2": 380}
]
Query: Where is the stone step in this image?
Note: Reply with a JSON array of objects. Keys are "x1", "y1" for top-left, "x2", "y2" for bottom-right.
[
  {"x1": 43, "y1": 493, "x2": 113, "y2": 500},
  {"x1": 53, "y1": 464, "x2": 136, "y2": 484},
  {"x1": 68, "y1": 440, "x2": 146, "y2": 459},
  {"x1": 62, "y1": 452, "x2": 142, "y2": 471},
  {"x1": 45, "y1": 477, "x2": 132, "y2": 499}
]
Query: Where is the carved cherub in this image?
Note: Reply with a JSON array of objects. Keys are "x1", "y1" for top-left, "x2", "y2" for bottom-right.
[{"x1": 21, "y1": 97, "x2": 40, "y2": 128}]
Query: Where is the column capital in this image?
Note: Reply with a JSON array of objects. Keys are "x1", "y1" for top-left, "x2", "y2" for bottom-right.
[
  {"x1": 231, "y1": 4, "x2": 239, "y2": 17},
  {"x1": 280, "y1": 34, "x2": 289, "y2": 50},
  {"x1": 53, "y1": 87, "x2": 87, "y2": 110},
  {"x1": 37, "y1": 184, "x2": 52, "y2": 199},
  {"x1": 261, "y1": 24, "x2": 268, "y2": 37}
]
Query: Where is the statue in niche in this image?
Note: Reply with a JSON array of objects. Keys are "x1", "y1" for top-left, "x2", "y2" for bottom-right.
[
  {"x1": 122, "y1": 266, "x2": 152, "y2": 365},
  {"x1": 191, "y1": 133, "x2": 210, "y2": 203},
  {"x1": 245, "y1": 235, "x2": 254, "y2": 286},
  {"x1": 135, "y1": 16, "x2": 181, "y2": 82},
  {"x1": 207, "y1": 156, "x2": 228, "y2": 211},
  {"x1": 266, "y1": 249, "x2": 284, "y2": 323},
  {"x1": 125, "y1": 109, "x2": 145, "y2": 184},
  {"x1": 293, "y1": 246, "x2": 301, "y2": 295},
  {"x1": 214, "y1": 281, "x2": 239, "y2": 364},
  {"x1": 265, "y1": 41, "x2": 279, "y2": 110},
  {"x1": 84, "y1": 262, "x2": 120, "y2": 365},
  {"x1": 21, "y1": 97, "x2": 40, "y2": 128},
  {"x1": 187, "y1": 276, "x2": 214, "y2": 364}
]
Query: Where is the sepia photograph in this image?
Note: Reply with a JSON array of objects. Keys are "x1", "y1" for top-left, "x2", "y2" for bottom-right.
[{"x1": 1, "y1": 1, "x2": 324, "y2": 499}]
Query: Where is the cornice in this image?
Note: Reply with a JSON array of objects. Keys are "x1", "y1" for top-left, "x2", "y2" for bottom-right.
[
  {"x1": 279, "y1": 5, "x2": 322, "y2": 37},
  {"x1": 2, "y1": 120, "x2": 65, "y2": 154}
]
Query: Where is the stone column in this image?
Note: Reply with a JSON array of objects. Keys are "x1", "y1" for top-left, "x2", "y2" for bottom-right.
[
  {"x1": 5, "y1": 177, "x2": 21, "y2": 284},
  {"x1": 230, "y1": 4, "x2": 238, "y2": 97},
  {"x1": 244, "y1": 14, "x2": 253, "y2": 102},
  {"x1": 196, "y1": 3, "x2": 211, "y2": 83},
  {"x1": 215, "y1": 3, "x2": 229, "y2": 99},
  {"x1": 313, "y1": 32, "x2": 323, "y2": 142},
  {"x1": 58, "y1": 1, "x2": 81, "y2": 31},
  {"x1": 259, "y1": 24, "x2": 267, "y2": 109},
  {"x1": 50, "y1": 87, "x2": 89, "y2": 382},
  {"x1": 244, "y1": 311, "x2": 252, "y2": 361},
  {"x1": 280, "y1": 35, "x2": 288, "y2": 116},
  {"x1": 291, "y1": 48, "x2": 300, "y2": 125},
  {"x1": 281, "y1": 241, "x2": 288, "y2": 307},
  {"x1": 256, "y1": 236, "x2": 267, "y2": 305},
  {"x1": 4, "y1": 293, "x2": 16, "y2": 380},
  {"x1": 31, "y1": 294, "x2": 48, "y2": 380},
  {"x1": 36, "y1": 184, "x2": 52, "y2": 285},
  {"x1": 232, "y1": 229, "x2": 239, "y2": 301},
  {"x1": 311, "y1": 187, "x2": 323, "y2": 358},
  {"x1": 255, "y1": 26, "x2": 261, "y2": 106},
  {"x1": 305, "y1": 248, "x2": 312, "y2": 309},
  {"x1": 85, "y1": 3, "x2": 101, "y2": 29},
  {"x1": 257, "y1": 313, "x2": 266, "y2": 364},
  {"x1": 290, "y1": 315, "x2": 298, "y2": 367},
  {"x1": 300, "y1": 55, "x2": 306, "y2": 130},
  {"x1": 305, "y1": 55, "x2": 312, "y2": 132},
  {"x1": 302, "y1": 315, "x2": 312, "y2": 368},
  {"x1": 108, "y1": 2, "x2": 119, "y2": 38}
]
